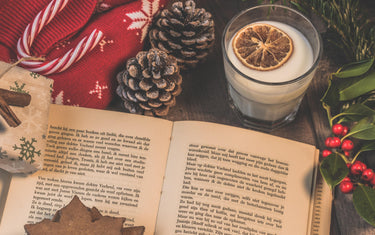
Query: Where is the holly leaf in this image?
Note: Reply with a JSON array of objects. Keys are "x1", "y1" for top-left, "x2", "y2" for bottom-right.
[
  {"x1": 356, "y1": 141, "x2": 375, "y2": 156},
  {"x1": 339, "y1": 70, "x2": 375, "y2": 101},
  {"x1": 321, "y1": 75, "x2": 340, "y2": 111},
  {"x1": 352, "y1": 141, "x2": 375, "y2": 163},
  {"x1": 353, "y1": 185, "x2": 375, "y2": 227},
  {"x1": 334, "y1": 57, "x2": 374, "y2": 78},
  {"x1": 365, "y1": 100, "x2": 375, "y2": 109},
  {"x1": 346, "y1": 116, "x2": 375, "y2": 140},
  {"x1": 321, "y1": 74, "x2": 364, "y2": 117},
  {"x1": 320, "y1": 153, "x2": 348, "y2": 189},
  {"x1": 333, "y1": 103, "x2": 375, "y2": 122},
  {"x1": 321, "y1": 58, "x2": 375, "y2": 122}
]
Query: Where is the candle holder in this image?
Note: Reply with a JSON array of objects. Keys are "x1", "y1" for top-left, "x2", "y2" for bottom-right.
[{"x1": 222, "y1": 5, "x2": 322, "y2": 131}]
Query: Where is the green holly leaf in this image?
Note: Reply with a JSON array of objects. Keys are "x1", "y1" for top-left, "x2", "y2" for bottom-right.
[
  {"x1": 352, "y1": 141, "x2": 375, "y2": 162},
  {"x1": 346, "y1": 116, "x2": 375, "y2": 140},
  {"x1": 334, "y1": 57, "x2": 374, "y2": 78},
  {"x1": 339, "y1": 70, "x2": 375, "y2": 101},
  {"x1": 332, "y1": 103, "x2": 375, "y2": 122},
  {"x1": 321, "y1": 58, "x2": 375, "y2": 124},
  {"x1": 321, "y1": 75, "x2": 364, "y2": 122},
  {"x1": 321, "y1": 75, "x2": 340, "y2": 110},
  {"x1": 358, "y1": 141, "x2": 375, "y2": 152},
  {"x1": 320, "y1": 153, "x2": 349, "y2": 189},
  {"x1": 353, "y1": 185, "x2": 375, "y2": 227},
  {"x1": 365, "y1": 99, "x2": 375, "y2": 110}
]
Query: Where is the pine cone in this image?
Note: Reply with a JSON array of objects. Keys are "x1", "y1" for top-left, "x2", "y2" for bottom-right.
[
  {"x1": 116, "y1": 48, "x2": 182, "y2": 117},
  {"x1": 149, "y1": 0, "x2": 215, "y2": 70}
]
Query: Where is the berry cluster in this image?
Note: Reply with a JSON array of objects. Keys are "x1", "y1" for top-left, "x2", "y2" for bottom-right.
[
  {"x1": 340, "y1": 160, "x2": 375, "y2": 193},
  {"x1": 322, "y1": 123, "x2": 375, "y2": 193},
  {"x1": 323, "y1": 123, "x2": 353, "y2": 158}
]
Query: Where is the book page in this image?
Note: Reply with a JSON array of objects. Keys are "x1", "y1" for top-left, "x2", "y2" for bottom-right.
[
  {"x1": 0, "y1": 104, "x2": 173, "y2": 235},
  {"x1": 156, "y1": 121, "x2": 319, "y2": 235}
]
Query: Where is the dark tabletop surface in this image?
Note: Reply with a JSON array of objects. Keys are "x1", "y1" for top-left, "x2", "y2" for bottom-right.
[{"x1": 110, "y1": 0, "x2": 375, "y2": 234}]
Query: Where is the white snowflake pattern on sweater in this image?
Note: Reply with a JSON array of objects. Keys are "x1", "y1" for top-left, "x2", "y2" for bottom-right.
[{"x1": 125, "y1": 0, "x2": 162, "y2": 42}]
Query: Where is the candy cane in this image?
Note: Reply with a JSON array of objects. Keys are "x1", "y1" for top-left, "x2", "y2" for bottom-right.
[{"x1": 16, "y1": 0, "x2": 103, "y2": 75}]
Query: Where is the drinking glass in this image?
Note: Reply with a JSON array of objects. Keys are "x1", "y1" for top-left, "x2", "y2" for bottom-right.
[{"x1": 222, "y1": 5, "x2": 322, "y2": 131}]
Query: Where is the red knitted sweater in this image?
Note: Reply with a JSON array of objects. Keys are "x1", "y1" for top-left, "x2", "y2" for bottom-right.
[{"x1": 0, "y1": 0, "x2": 168, "y2": 109}]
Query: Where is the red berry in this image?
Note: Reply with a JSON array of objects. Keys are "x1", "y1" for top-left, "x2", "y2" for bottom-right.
[
  {"x1": 330, "y1": 137, "x2": 341, "y2": 148},
  {"x1": 362, "y1": 169, "x2": 374, "y2": 181},
  {"x1": 344, "y1": 151, "x2": 351, "y2": 157},
  {"x1": 346, "y1": 163, "x2": 352, "y2": 168},
  {"x1": 339, "y1": 181, "x2": 354, "y2": 193},
  {"x1": 332, "y1": 123, "x2": 343, "y2": 136},
  {"x1": 322, "y1": 149, "x2": 332, "y2": 158},
  {"x1": 325, "y1": 136, "x2": 341, "y2": 148},
  {"x1": 342, "y1": 176, "x2": 351, "y2": 182},
  {"x1": 351, "y1": 162, "x2": 364, "y2": 175},
  {"x1": 341, "y1": 126, "x2": 349, "y2": 136},
  {"x1": 358, "y1": 161, "x2": 367, "y2": 171},
  {"x1": 341, "y1": 139, "x2": 354, "y2": 151},
  {"x1": 370, "y1": 175, "x2": 375, "y2": 186},
  {"x1": 325, "y1": 137, "x2": 333, "y2": 148}
]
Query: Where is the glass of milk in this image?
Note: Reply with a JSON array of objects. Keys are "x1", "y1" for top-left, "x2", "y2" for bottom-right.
[{"x1": 222, "y1": 5, "x2": 322, "y2": 131}]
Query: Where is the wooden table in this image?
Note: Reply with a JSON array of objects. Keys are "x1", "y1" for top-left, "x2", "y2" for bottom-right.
[{"x1": 110, "y1": 1, "x2": 375, "y2": 234}]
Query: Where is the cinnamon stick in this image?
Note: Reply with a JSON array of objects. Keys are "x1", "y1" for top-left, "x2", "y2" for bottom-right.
[
  {"x1": 0, "y1": 88, "x2": 31, "y2": 107},
  {"x1": 0, "y1": 95, "x2": 21, "y2": 127}
]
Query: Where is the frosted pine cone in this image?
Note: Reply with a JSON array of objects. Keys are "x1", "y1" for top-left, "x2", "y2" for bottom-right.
[
  {"x1": 149, "y1": 0, "x2": 215, "y2": 70},
  {"x1": 116, "y1": 48, "x2": 182, "y2": 116}
]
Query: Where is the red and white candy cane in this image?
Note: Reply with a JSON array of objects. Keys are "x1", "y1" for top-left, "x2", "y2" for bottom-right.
[{"x1": 16, "y1": 0, "x2": 103, "y2": 75}]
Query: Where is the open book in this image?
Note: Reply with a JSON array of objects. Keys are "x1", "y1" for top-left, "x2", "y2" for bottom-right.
[{"x1": 0, "y1": 104, "x2": 332, "y2": 235}]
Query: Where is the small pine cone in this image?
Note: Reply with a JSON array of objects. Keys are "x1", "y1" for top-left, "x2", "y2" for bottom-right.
[
  {"x1": 116, "y1": 48, "x2": 182, "y2": 117},
  {"x1": 149, "y1": 0, "x2": 215, "y2": 70}
]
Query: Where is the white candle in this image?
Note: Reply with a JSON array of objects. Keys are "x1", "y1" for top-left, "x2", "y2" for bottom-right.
[{"x1": 224, "y1": 21, "x2": 315, "y2": 122}]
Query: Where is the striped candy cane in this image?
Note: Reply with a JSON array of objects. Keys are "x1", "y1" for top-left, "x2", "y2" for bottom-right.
[{"x1": 16, "y1": 0, "x2": 103, "y2": 75}]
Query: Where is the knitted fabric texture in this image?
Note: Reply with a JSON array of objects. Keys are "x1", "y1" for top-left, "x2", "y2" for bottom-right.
[{"x1": 0, "y1": 0, "x2": 168, "y2": 109}]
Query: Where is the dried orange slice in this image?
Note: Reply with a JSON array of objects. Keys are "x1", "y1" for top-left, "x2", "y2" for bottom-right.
[{"x1": 232, "y1": 23, "x2": 293, "y2": 71}]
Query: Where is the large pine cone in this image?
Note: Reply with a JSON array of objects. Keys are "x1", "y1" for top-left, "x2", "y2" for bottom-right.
[
  {"x1": 116, "y1": 48, "x2": 182, "y2": 117},
  {"x1": 149, "y1": 0, "x2": 215, "y2": 70}
]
